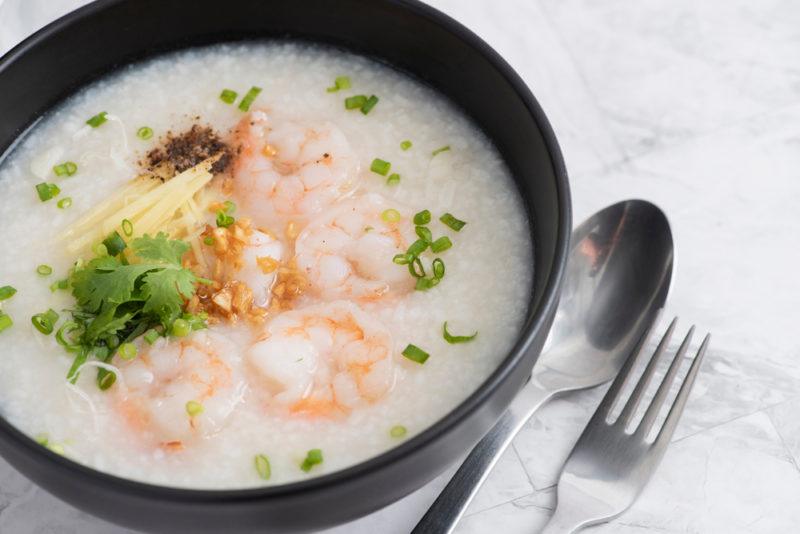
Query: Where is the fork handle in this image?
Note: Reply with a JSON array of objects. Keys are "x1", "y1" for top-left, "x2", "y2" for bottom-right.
[{"x1": 412, "y1": 381, "x2": 555, "y2": 534}]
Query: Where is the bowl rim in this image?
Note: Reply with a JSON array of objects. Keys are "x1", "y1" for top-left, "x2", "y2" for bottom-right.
[{"x1": 0, "y1": 0, "x2": 571, "y2": 503}]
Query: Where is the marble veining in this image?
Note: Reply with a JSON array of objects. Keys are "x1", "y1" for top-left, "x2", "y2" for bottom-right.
[{"x1": 1, "y1": 0, "x2": 799, "y2": 532}]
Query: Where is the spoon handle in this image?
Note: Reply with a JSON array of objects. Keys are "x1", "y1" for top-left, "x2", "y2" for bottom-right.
[{"x1": 412, "y1": 381, "x2": 556, "y2": 534}]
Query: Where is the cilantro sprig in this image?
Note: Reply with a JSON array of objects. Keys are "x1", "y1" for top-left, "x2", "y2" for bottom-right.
[{"x1": 64, "y1": 232, "x2": 204, "y2": 389}]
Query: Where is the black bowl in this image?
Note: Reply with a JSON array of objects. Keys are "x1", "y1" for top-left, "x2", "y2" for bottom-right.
[{"x1": 0, "y1": 0, "x2": 570, "y2": 532}]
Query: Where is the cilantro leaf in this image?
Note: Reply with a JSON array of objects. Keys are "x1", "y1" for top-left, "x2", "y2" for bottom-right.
[
  {"x1": 132, "y1": 233, "x2": 190, "y2": 265},
  {"x1": 140, "y1": 267, "x2": 197, "y2": 326},
  {"x1": 71, "y1": 262, "x2": 153, "y2": 314}
]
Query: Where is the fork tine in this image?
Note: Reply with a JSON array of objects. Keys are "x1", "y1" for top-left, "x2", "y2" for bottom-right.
[
  {"x1": 654, "y1": 333, "x2": 710, "y2": 444},
  {"x1": 634, "y1": 326, "x2": 695, "y2": 438},
  {"x1": 593, "y1": 310, "x2": 664, "y2": 419},
  {"x1": 616, "y1": 317, "x2": 677, "y2": 427}
]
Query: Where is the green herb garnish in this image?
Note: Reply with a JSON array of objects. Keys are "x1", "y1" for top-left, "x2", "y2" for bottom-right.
[
  {"x1": 443, "y1": 322, "x2": 478, "y2": 344},
  {"x1": 440, "y1": 213, "x2": 466, "y2": 232},
  {"x1": 345, "y1": 95, "x2": 367, "y2": 110},
  {"x1": 136, "y1": 126, "x2": 154, "y2": 140},
  {"x1": 361, "y1": 95, "x2": 379, "y2": 115},
  {"x1": 57, "y1": 197, "x2": 73, "y2": 209},
  {"x1": 326, "y1": 76, "x2": 351, "y2": 93},
  {"x1": 238, "y1": 86, "x2": 262, "y2": 112},
  {"x1": 36, "y1": 264, "x2": 53, "y2": 276},
  {"x1": 53, "y1": 161, "x2": 78, "y2": 177},
  {"x1": 370, "y1": 158, "x2": 391, "y2": 176},
  {"x1": 86, "y1": 112, "x2": 108, "y2": 128},
  {"x1": 432, "y1": 145, "x2": 451, "y2": 156},
  {"x1": 413, "y1": 210, "x2": 431, "y2": 225},
  {"x1": 0, "y1": 286, "x2": 16, "y2": 301},
  {"x1": 400, "y1": 140, "x2": 412, "y2": 151},
  {"x1": 430, "y1": 236, "x2": 452, "y2": 253},
  {"x1": 255, "y1": 454, "x2": 271, "y2": 480},
  {"x1": 64, "y1": 233, "x2": 201, "y2": 386},
  {"x1": 300, "y1": 449, "x2": 323, "y2": 472},
  {"x1": 219, "y1": 89, "x2": 238, "y2": 104},
  {"x1": 35, "y1": 183, "x2": 60, "y2": 202},
  {"x1": 387, "y1": 173, "x2": 400, "y2": 186},
  {"x1": 390, "y1": 425, "x2": 407, "y2": 438},
  {"x1": 185, "y1": 400, "x2": 204, "y2": 417},
  {"x1": 102, "y1": 231, "x2": 127, "y2": 256},
  {"x1": 31, "y1": 309, "x2": 59, "y2": 335},
  {"x1": 402, "y1": 344, "x2": 429, "y2": 364},
  {"x1": 0, "y1": 313, "x2": 12, "y2": 333}
]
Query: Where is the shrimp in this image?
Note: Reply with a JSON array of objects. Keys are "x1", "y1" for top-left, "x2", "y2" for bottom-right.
[
  {"x1": 247, "y1": 301, "x2": 395, "y2": 417},
  {"x1": 237, "y1": 229, "x2": 283, "y2": 307},
  {"x1": 294, "y1": 193, "x2": 417, "y2": 301},
  {"x1": 231, "y1": 111, "x2": 359, "y2": 230},
  {"x1": 111, "y1": 330, "x2": 246, "y2": 448}
]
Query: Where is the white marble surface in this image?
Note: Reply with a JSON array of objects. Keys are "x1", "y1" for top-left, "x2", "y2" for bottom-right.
[{"x1": 1, "y1": 0, "x2": 799, "y2": 532}]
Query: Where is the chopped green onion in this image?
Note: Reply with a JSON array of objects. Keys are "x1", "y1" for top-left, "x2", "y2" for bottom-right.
[
  {"x1": 254, "y1": 454, "x2": 272, "y2": 480},
  {"x1": 97, "y1": 366, "x2": 117, "y2": 390},
  {"x1": 432, "y1": 145, "x2": 451, "y2": 156},
  {"x1": 55, "y1": 321, "x2": 82, "y2": 349},
  {"x1": 48, "y1": 443, "x2": 65, "y2": 455},
  {"x1": 0, "y1": 313, "x2": 12, "y2": 333},
  {"x1": 326, "y1": 76, "x2": 352, "y2": 92},
  {"x1": 106, "y1": 335, "x2": 120, "y2": 350},
  {"x1": 136, "y1": 126, "x2": 154, "y2": 140},
  {"x1": 0, "y1": 286, "x2": 17, "y2": 301},
  {"x1": 238, "y1": 86, "x2": 262, "y2": 112},
  {"x1": 216, "y1": 210, "x2": 235, "y2": 228},
  {"x1": 86, "y1": 112, "x2": 108, "y2": 128},
  {"x1": 53, "y1": 161, "x2": 78, "y2": 177},
  {"x1": 219, "y1": 89, "x2": 238, "y2": 104},
  {"x1": 121, "y1": 219, "x2": 134, "y2": 237},
  {"x1": 92, "y1": 242, "x2": 108, "y2": 257},
  {"x1": 370, "y1": 158, "x2": 391, "y2": 176},
  {"x1": 35, "y1": 182, "x2": 60, "y2": 202},
  {"x1": 415, "y1": 226, "x2": 432, "y2": 243},
  {"x1": 143, "y1": 328, "x2": 160, "y2": 345},
  {"x1": 443, "y1": 322, "x2": 478, "y2": 344},
  {"x1": 57, "y1": 197, "x2": 72, "y2": 209},
  {"x1": 171, "y1": 318, "x2": 191, "y2": 337},
  {"x1": 66, "y1": 348, "x2": 88, "y2": 384},
  {"x1": 118, "y1": 342, "x2": 138, "y2": 360},
  {"x1": 430, "y1": 236, "x2": 452, "y2": 253},
  {"x1": 300, "y1": 448, "x2": 323, "y2": 472},
  {"x1": 49, "y1": 279, "x2": 68, "y2": 292},
  {"x1": 413, "y1": 210, "x2": 431, "y2": 225},
  {"x1": 361, "y1": 95, "x2": 379, "y2": 115},
  {"x1": 102, "y1": 231, "x2": 127, "y2": 256},
  {"x1": 400, "y1": 140, "x2": 412, "y2": 151},
  {"x1": 415, "y1": 276, "x2": 440, "y2": 291},
  {"x1": 223, "y1": 200, "x2": 236, "y2": 214},
  {"x1": 203, "y1": 236, "x2": 215, "y2": 246},
  {"x1": 31, "y1": 309, "x2": 59, "y2": 335},
  {"x1": 386, "y1": 173, "x2": 400, "y2": 186},
  {"x1": 182, "y1": 312, "x2": 208, "y2": 332},
  {"x1": 432, "y1": 258, "x2": 445, "y2": 279},
  {"x1": 390, "y1": 425, "x2": 407, "y2": 438},
  {"x1": 406, "y1": 239, "x2": 428, "y2": 258},
  {"x1": 345, "y1": 95, "x2": 367, "y2": 110},
  {"x1": 440, "y1": 213, "x2": 466, "y2": 232},
  {"x1": 381, "y1": 208, "x2": 401, "y2": 223},
  {"x1": 408, "y1": 257, "x2": 426, "y2": 278},
  {"x1": 392, "y1": 254, "x2": 411, "y2": 265},
  {"x1": 185, "y1": 400, "x2": 204, "y2": 417},
  {"x1": 36, "y1": 264, "x2": 53, "y2": 276},
  {"x1": 402, "y1": 344, "x2": 429, "y2": 364}
]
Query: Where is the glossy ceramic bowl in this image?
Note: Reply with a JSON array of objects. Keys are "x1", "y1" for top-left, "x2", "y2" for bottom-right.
[{"x1": 0, "y1": 0, "x2": 570, "y2": 531}]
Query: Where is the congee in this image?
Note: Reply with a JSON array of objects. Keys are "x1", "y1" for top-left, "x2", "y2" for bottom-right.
[{"x1": 0, "y1": 42, "x2": 532, "y2": 488}]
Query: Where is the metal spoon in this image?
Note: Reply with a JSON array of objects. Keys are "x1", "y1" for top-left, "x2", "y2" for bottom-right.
[{"x1": 412, "y1": 199, "x2": 674, "y2": 534}]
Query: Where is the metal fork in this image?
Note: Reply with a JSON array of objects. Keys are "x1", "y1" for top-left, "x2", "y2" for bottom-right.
[{"x1": 540, "y1": 318, "x2": 710, "y2": 533}]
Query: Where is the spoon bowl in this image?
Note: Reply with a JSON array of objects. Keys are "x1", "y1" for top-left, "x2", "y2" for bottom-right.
[{"x1": 413, "y1": 199, "x2": 674, "y2": 534}]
